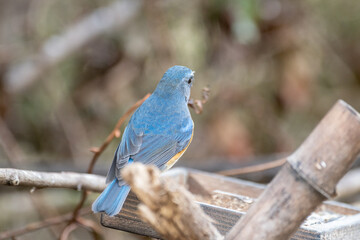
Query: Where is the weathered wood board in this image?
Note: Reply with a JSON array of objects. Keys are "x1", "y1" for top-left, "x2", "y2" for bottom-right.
[{"x1": 101, "y1": 168, "x2": 360, "y2": 239}]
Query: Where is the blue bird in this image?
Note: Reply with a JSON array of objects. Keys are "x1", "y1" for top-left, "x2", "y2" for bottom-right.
[{"x1": 92, "y1": 65, "x2": 195, "y2": 216}]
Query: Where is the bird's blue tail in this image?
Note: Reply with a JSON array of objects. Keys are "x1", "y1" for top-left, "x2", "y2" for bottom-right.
[{"x1": 92, "y1": 179, "x2": 131, "y2": 216}]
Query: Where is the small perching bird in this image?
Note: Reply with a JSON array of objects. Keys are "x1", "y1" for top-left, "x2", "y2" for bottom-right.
[{"x1": 92, "y1": 65, "x2": 195, "y2": 216}]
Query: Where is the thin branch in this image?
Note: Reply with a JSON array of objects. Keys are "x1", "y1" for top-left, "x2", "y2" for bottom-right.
[
  {"x1": 59, "y1": 93, "x2": 150, "y2": 239},
  {"x1": 0, "y1": 208, "x2": 92, "y2": 240},
  {"x1": 217, "y1": 158, "x2": 286, "y2": 176},
  {"x1": 87, "y1": 93, "x2": 151, "y2": 174},
  {"x1": 70, "y1": 93, "x2": 150, "y2": 221},
  {"x1": 188, "y1": 87, "x2": 210, "y2": 114},
  {"x1": 0, "y1": 168, "x2": 106, "y2": 192},
  {"x1": 59, "y1": 223, "x2": 78, "y2": 240},
  {"x1": 0, "y1": 93, "x2": 153, "y2": 239},
  {"x1": 4, "y1": 0, "x2": 143, "y2": 93}
]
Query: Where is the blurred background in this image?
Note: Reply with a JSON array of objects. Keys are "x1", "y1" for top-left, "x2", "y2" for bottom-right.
[{"x1": 1, "y1": 0, "x2": 360, "y2": 239}]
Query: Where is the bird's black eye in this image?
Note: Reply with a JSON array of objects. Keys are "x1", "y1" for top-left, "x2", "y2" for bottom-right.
[{"x1": 187, "y1": 78, "x2": 192, "y2": 84}]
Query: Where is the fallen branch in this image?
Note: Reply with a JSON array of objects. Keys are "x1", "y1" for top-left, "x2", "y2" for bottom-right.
[
  {"x1": 4, "y1": 0, "x2": 143, "y2": 93},
  {"x1": 0, "y1": 168, "x2": 106, "y2": 192},
  {"x1": 122, "y1": 163, "x2": 223, "y2": 240}
]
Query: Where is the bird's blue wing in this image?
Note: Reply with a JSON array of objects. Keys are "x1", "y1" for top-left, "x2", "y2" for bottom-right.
[
  {"x1": 132, "y1": 134, "x2": 178, "y2": 166},
  {"x1": 132, "y1": 122, "x2": 193, "y2": 168},
  {"x1": 106, "y1": 119, "x2": 193, "y2": 184},
  {"x1": 105, "y1": 124, "x2": 142, "y2": 184}
]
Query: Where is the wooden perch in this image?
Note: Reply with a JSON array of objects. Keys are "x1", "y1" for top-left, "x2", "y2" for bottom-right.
[
  {"x1": 226, "y1": 100, "x2": 360, "y2": 240},
  {"x1": 122, "y1": 163, "x2": 223, "y2": 240},
  {"x1": 0, "y1": 168, "x2": 105, "y2": 192},
  {"x1": 4, "y1": 0, "x2": 142, "y2": 93}
]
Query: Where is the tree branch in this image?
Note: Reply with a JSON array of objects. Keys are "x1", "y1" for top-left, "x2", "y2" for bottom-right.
[{"x1": 0, "y1": 168, "x2": 105, "y2": 192}]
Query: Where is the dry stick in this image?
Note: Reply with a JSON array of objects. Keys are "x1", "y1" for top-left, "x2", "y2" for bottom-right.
[
  {"x1": 122, "y1": 163, "x2": 223, "y2": 240},
  {"x1": 61, "y1": 94, "x2": 150, "y2": 238},
  {"x1": 0, "y1": 168, "x2": 106, "y2": 192},
  {"x1": 0, "y1": 94, "x2": 149, "y2": 239},
  {"x1": 188, "y1": 87, "x2": 210, "y2": 114},
  {"x1": 0, "y1": 85, "x2": 153, "y2": 240},
  {"x1": 0, "y1": 208, "x2": 92, "y2": 240},
  {"x1": 226, "y1": 100, "x2": 360, "y2": 240},
  {"x1": 87, "y1": 93, "x2": 150, "y2": 174},
  {"x1": 4, "y1": 0, "x2": 143, "y2": 93},
  {"x1": 217, "y1": 158, "x2": 286, "y2": 176}
]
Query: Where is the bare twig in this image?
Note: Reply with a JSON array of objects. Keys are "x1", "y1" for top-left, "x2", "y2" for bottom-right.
[
  {"x1": 188, "y1": 87, "x2": 210, "y2": 114},
  {"x1": 59, "y1": 222, "x2": 79, "y2": 240},
  {"x1": 60, "y1": 93, "x2": 150, "y2": 238},
  {"x1": 122, "y1": 163, "x2": 223, "y2": 240},
  {"x1": 86, "y1": 93, "x2": 151, "y2": 174},
  {"x1": 0, "y1": 93, "x2": 157, "y2": 239},
  {"x1": 217, "y1": 158, "x2": 286, "y2": 176},
  {"x1": 0, "y1": 168, "x2": 106, "y2": 192},
  {"x1": 4, "y1": 0, "x2": 143, "y2": 93},
  {"x1": 0, "y1": 208, "x2": 92, "y2": 240}
]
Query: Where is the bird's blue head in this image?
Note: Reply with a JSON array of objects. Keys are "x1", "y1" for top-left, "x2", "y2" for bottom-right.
[{"x1": 153, "y1": 65, "x2": 195, "y2": 103}]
